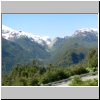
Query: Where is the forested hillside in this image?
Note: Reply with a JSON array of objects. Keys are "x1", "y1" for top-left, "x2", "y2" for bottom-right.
[{"x1": 2, "y1": 49, "x2": 98, "y2": 86}]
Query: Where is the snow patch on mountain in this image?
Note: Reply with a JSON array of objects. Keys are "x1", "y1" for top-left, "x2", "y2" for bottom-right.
[
  {"x1": 73, "y1": 28, "x2": 98, "y2": 37},
  {"x1": 2, "y1": 25, "x2": 98, "y2": 47},
  {"x1": 2, "y1": 25, "x2": 52, "y2": 46},
  {"x1": 49, "y1": 37, "x2": 61, "y2": 48}
]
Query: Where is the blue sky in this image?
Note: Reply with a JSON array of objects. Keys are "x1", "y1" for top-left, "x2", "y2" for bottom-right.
[{"x1": 2, "y1": 14, "x2": 98, "y2": 38}]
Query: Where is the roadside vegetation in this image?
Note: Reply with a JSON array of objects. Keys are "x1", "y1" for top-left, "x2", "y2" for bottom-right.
[
  {"x1": 69, "y1": 76, "x2": 98, "y2": 86},
  {"x1": 2, "y1": 49, "x2": 98, "y2": 86}
]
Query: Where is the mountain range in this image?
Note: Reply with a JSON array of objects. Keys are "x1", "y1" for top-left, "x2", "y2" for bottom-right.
[{"x1": 2, "y1": 25, "x2": 98, "y2": 73}]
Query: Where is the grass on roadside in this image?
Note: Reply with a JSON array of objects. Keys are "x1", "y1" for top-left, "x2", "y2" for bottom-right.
[{"x1": 69, "y1": 76, "x2": 98, "y2": 86}]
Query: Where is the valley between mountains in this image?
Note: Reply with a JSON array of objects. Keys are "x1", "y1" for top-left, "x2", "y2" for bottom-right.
[{"x1": 2, "y1": 25, "x2": 98, "y2": 86}]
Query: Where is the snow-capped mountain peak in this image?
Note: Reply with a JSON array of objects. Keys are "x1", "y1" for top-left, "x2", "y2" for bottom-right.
[
  {"x1": 73, "y1": 28, "x2": 98, "y2": 37},
  {"x1": 2, "y1": 25, "x2": 52, "y2": 46},
  {"x1": 2, "y1": 25, "x2": 98, "y2": 47},
  {"x1": 2, "y1": 25, "x2": 15, "y2": 32}
]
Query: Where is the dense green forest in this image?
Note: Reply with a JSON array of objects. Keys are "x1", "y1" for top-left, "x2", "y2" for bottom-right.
[{"x1": 2, "y1": 49, "x2": 98, "y2": 86}]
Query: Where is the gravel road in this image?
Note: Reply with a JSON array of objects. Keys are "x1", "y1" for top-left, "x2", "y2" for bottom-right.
[{"x1": 56, "y1": 74, "x2": 98, "y2": 86}]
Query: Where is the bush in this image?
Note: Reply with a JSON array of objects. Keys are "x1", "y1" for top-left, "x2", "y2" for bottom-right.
[
  {"x1": 69, "y1": 76, "x2": 83, "y2": 86},
  {"x1": 69, "y1": 77, "x2": 98, "y2": 86},
  {"x1": 2, "y1": 62, "x2": 90, "y2": 86}
]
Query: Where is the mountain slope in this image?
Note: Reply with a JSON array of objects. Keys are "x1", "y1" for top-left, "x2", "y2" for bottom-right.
[
  {"x1": 2, "y1": 25, "x2": 98, "y2": 72},
  {"x1": 2, "y1": 38, "x2": 31, "y2": 72},
  {"x1": 48, "y1": 29, "x2": 98, "y2": 66},
  {"x1": 10, "y1": 36, "x2": 51, "y2": 59},
  {"x1": 2, "y1": 25, "x2": 52, "y2": 46}
]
